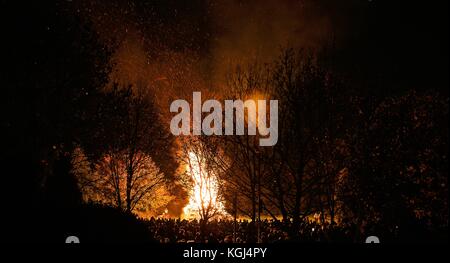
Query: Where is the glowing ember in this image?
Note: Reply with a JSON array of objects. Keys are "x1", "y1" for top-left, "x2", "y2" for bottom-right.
[{"x1": 183, "y1": 151, "x2": 228, "y2": 220}]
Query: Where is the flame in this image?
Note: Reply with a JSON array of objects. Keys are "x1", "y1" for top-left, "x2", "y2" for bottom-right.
[{"x1": 182, "y1": 151, "x2": 228, "y2": 220}]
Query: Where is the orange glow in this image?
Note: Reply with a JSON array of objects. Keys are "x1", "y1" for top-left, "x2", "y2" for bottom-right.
[{"x1": 182, "y1": 151, "x2": 228, "y2": 220}]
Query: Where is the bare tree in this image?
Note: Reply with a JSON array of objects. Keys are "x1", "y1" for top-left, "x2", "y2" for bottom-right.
[
  {"x1": 221, "y1": 60, "x2": 272, "y2": 223},
  {"x1": 269, "y1": 48, "x2": 350, "y2": 236},
  {"x1": 73, "y1": 83, "x2": 174, "y2": 216}
]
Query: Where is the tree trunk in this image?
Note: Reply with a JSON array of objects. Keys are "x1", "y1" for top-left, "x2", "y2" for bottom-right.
[
  {"x1": 251, "y1": 183, "x2": 256, "y2": 222},
  {"x1": 292, "y1": 166, "x2": 304, "y2": 239},
  {"x1": 126, "y1": 165, "x2": 132, "y2": 213}
]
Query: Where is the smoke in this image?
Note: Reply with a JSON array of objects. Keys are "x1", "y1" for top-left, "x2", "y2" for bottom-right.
[
  {"x1": 208, "y1": 0, "x2": 360, "y2": 85},
  {"x1": 70, "y1": 0, "x2": 365, "y2": 93}
]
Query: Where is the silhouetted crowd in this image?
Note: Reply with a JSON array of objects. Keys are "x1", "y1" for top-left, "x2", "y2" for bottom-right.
[{"x1": 143, "y1": 218, "x2": 367, "y2": 243}]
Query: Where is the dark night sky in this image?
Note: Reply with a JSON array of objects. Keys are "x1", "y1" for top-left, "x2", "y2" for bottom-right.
[
  {"x1": 1, "y1": 0, "x2": 448, "y2": 98},
  {"x1": 0, "y1": 0, "x2": 447, "y2": 171},
  {"x1": 55, "y1": 0, "x2": 448, "y2": 96},
  {"x1": 1, "y1": 0, "x2": 448, "y2": 169}
]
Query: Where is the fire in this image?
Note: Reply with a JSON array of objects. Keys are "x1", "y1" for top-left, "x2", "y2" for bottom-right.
[{"x1": 182, "y1": 151, "x2": 228, "y2": 220}]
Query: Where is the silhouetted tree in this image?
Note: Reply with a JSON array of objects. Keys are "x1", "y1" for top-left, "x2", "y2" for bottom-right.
[{"x1": 343, "y1": 91, "x2": 448, "y2": 241}]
